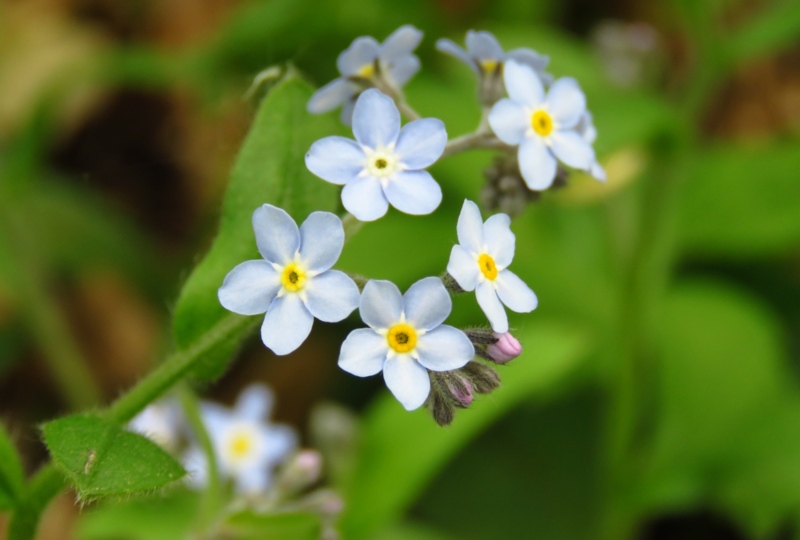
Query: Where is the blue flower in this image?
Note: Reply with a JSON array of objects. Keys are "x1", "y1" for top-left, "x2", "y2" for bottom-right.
[
  {"x1": 218, "y1": 204, "x2": 360, "y2": 355},
  {"x1": 338, "y1": 277, "x2": 475, "y2": 411},
  {"x1": 437, "y1": 30, "x2": 549, "y2": 78},
  {"x1": 308, "y1": 25, "x2": 423, "y2": 124},
  {"x1": 306, "y1": 89, "x2": 447, "y2": 221}
]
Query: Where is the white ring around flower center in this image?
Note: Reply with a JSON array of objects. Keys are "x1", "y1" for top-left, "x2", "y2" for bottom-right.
[{"x1": 364, "y1": 148, "x2": 400, "y2": 178}]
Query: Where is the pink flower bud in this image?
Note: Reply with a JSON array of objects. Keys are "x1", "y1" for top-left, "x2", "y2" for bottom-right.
[{"x1": 486, "y1": 332, "x2": 522, "y2": 364}]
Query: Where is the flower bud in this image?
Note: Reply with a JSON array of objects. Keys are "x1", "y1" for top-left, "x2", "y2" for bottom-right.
[
  {"x1": 444, "y1": 374, "x2": 474, "y2": 408},
  {"x1": 277, "y1": 450, "x2": 323, "y2": 496},
  {"x1": 462, "y1": 361, "x2": 501, "y2": 394},
  {"x1": 464, "y1": 327, "x2": 499, "y2": 345},
  {"x1": 485, "y1": 332, "x2": 522, "y2": 364},
  {"x1": 428, "y1": 387, "x2": 456, "y2": 427}
]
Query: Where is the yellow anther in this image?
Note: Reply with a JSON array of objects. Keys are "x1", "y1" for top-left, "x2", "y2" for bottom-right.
[
  {"x1": 387, "y1": 323, "x2": 418, "y2": 353},
  {"x1": 281, "y1": 263, "x2": 306, "y2": 292},
  {"x1": 478, "y1": 254, "x2": 498, "y2": 280},
  {"x1": 531, "y1": 110, "x2": 554, "y2": 137}
]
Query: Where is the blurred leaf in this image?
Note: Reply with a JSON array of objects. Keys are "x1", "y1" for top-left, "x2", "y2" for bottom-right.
[
  {"x1": 726, "y1": 0, "x2": 800, "y2": 64},
  {"x1": 340, "y1": 320, "x2": 591, "y2": 539},
  {"x1": 172, "y1": 72, "x2": 340, "y2": 381},
  {"x1": 42, "y1": 414, "x2": 185, "y2": 499},
  {"x1": 0, "y1": 422, "x2": 25, "y2": 509},
  {"x1": 679, "y1": 142, "x2": 800, "y2": 257},
  {"x1": 375, "y1": 521, "x2": 460, "y2": 540},
  {"x1": 642, "y1": 280, "x2": 788, "y2": 509},
  {"x1": 224, "y1": 511, "x2": 321, "y2": 540},
  {"x1": 77, "y1": 490, "x2": 199, "y2": 540}
]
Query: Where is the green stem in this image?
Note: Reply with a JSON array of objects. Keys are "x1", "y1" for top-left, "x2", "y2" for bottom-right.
[
  {"x1": 7, "y1": 465, "x2": 65, "y2": 540},
  {"x1": 1, "y1": 209, "x2": 102, "y2": 410}
]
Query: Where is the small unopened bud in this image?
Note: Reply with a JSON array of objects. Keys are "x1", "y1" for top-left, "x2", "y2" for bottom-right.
[
  {"x1": 428, "y1": 386, "x2": 455, "y2": 427},
  {"x1": 485, "y1": 332, "x2": 522, "y2": 364},
  {"x1": 441, "y1": 273, "x2": 465, "y2": 294},
  {"x1": 462, "y1": 361, "x2": 501, "y2": 394},
  {"x1": 464, "y1": 328, "x2": 499, "y2": 345},
  {"x1": 444, "y1": 374, "x2": 473, "y2": 408},
  {"x1": 277, "y1": 450, "x2": 323, "y2": 496}
]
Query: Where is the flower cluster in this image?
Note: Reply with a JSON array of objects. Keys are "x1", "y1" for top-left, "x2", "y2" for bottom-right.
[{"x1": 219, "y1": 25, "x2": 606, "y2": 424}]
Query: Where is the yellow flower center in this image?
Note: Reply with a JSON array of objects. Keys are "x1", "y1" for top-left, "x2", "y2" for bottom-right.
[
  {"x1": 281, "y1": 263, "x2": 306, "y2": 292},
  {"x1": 358, "y1": 63, "x2": 375, "y2": 78},
  {"x1": 478, "y1": 254, "x2": 498, "y2": 280},
  {"x1": 479, "y1": 59, "x2": 500, "y2": 74},
  {"x1": 366, "y1": 151, "x2": 398, "y2": 178},
  {"x1": 387, "y1": 323, "x2": 418, "y2": 353},
  {"x1": 531, "y1": 110, "x2": 554, "y2": 136},
  {"x1": 228, "y1": 433, "x2": 254, "y2": 460}
]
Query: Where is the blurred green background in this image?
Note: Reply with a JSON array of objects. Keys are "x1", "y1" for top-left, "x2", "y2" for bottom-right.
[{"x1": 1, "y1": 0, "x2": 800, "y2": 538}]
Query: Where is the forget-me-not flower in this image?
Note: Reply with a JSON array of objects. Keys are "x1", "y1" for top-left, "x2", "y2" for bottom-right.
[
  {"x1": 488, "y1": 60, "x2": 595, "y2": 190},
  {"x1": 338, "y1": 277, "x2": 475, "y2": 411},
  {"x1": 308, "y1": 25, "x2": 423, "y2": 124},
  {"x1": 446, "y1": 200, "x2": 537, "y2": 333},
  {"x1": 437, "y1": 30, "x2": 549, "y2": 79},
  {"x1": 306, "y1": 89, "x2": 447, "y2": 222},
  {"x1": 218, "y1": 204, "x2": 360, "y2": 355},
  {"x1": 187, "y1": 384, "x2": 296, "y2": 495}
]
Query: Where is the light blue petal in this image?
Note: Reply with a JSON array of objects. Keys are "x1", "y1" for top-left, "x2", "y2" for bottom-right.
[
  {"x1": 360, "y1": 279, "x2": 403, "y2": 329},
  {"x1": 503, "y1": 60, "x2": 544, "y2": 107},
  {"x1": 383, "y1": 357, "x2": 430, "y2": 410},
  {"x1": 261, "y1": 294, "x2": 314, "y2": 355},
  {"x1": 341, "y1": 97, "x2": 357, "y2": 126},
  {"x1": 199, "y1": 403, "x2": 230, "y2": 441},
  {"x1": 395, "y1": 118, "x2": 447, "y2": 169},
  {"x1": 352, "y1": 89, "x2": 401, "y2": 149},
  {"x1": 304, "y1": 270, "x2": 360, "y2": 323},
  {"x1": 235, "y1": 468, "x2": 271, "y2": 495},
  {"x1": 387, "y1": 55, "x2": 420, "y2": 87},
  {"x1": 262, "y1": 424, "x2": 297, "y2": 463},
  {"x1": 446, "y1": 244, "x2": 480, "y2": 292},
  {"x1": 549, "y1": 129, "x2": 595, "y2": 170},
  {"x1": 496, "y1": 269, "x2": 538, "y2": 313},
  {"x1": 338, "y1": 328, "x2": 388, "y2": 376},
  {"x1": 337, "y1": 36, "x2": 380, "y2": 76},
  {"x1": 305, "y1": 136, "x2": 365, "y2": 186},
  {"x1": 299, "y1": 211, "x2": 345, "y2": 272},
  {"x1": 506, "y1": 48, "x2": 549, "y2": 72},
  {"x1": 466, "y1": 30, "x2": 504, "y2": 61},
  {"x1": 416, "y1": 325, "x2": 475, "y2": 371},
  {"x1": 578, "y1": 111, "x2": 597, "y2": 144},
  {"x1": 252, "y1": 204, "x2": 300, "y2": 264},
  {"x1": 403, "y1": 276, "x2": 451, "y2": 331},
  {"x1": 380, "y1": 25, "x2": 423, "y2": 60},
  {"x1": 384, "y1": 170, "x2": 442, "y2": 216},
  {"x1": 476, "y1": 280, "x2": 508, "y2": 333},
  {"x1": 341, "y1": 175, "x2": 389, "y2": 222},
  {"x1": 307, "y1": 78, "x2": 356, "y2": 114},
  {"x1": 545, "y1": 77, "x2": 586, "y2": 128},
  {"x1": 484, "y1": 213, "x2": 515, "y2": 268},
  {"x1": 183, "y1": 446, "x2": 208, "y2": 490},
  {"x1": 591, "y1": 161, "x2": 607, "y2": 182},
  {"x1": 235, "y1": 384, "x2": 273, "y2": 422},
  {"x1": 488, "y1": 98, "x2": 528, "y2": 145},
  {"x1": 218, "y1": 260, "x2": 280, "y2": 315},
  {"x1": 457, "y1": 199, "x2": 484, "y2": 254},
  {"x1": 436, "y1": 38, "x2": 477, "y2": 72},
  {"x1": 518, "y1": 136, "x2": 557, "y2": 190}
]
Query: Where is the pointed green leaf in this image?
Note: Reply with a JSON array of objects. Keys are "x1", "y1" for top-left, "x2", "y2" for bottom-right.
[
  {"x1": 0, "y1": 422, "x2": 25, "y2": 509},
  {"x1": 172, "y1": 72, "x2": 340, "y2": 381},
  {"x1": 42, "y1": 414, "x2": 185, "y2": 499},
  {"x1": 340, "y1": 321, "x2": 591, "y2": 539}
]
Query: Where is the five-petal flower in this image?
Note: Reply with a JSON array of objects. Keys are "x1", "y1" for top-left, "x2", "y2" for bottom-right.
[
  {"x1": 308, "y1": 25, "x2": 423, "y2": 124},
  {"x1": 187, "y1": 384, "x2": 297, "y2": 495},
  {"x1": 218, "y1": 204, "x2": 359, "y2": 355},
  {"x1": 338, "y1": 277, "x2": 475, "y2": 411},
  {"x1": 488, "y1": 60, "x2": 595, "y2": 190},
  {"x1": 446, "y1": 200, "x2": 537, "y2": 333},
  {"x1": 437, "y1": 30, "x2": 549, "y2": 80},
  {"x1": 306, "y1": 89, "x2": 447, "y2": 221}
]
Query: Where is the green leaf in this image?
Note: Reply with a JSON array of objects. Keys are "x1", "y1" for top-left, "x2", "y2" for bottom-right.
[
  {"x1": 0, "y1": 422, "x2": 25, "y2": 509},
  {"x1": 42, "y1": 414, "x2": 186, "y2": 499},
  {"x1": 172, "y1": 72, "x2": 340, "y2": 381},
  {"x1": 678, "y1": 142, "x2": 800, "y2": 257},
  {"x1": 77, "y1": 490, "x2": 199, "y2": 540},
  {"x1": 339, "y1": 320, "x2": 591, "y2": 540},
  {"x1": 224, "y1": 511, "x2": 322, "y2": 540},
  {"x1": 642, "y1": 280, "x2": 788, "y2": 508}
]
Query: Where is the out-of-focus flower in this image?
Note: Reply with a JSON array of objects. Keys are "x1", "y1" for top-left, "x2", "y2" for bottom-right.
[
  {"x1": 308, "y1": 25, "x2": 423, "y2": 124},
  {"x1": 218, "y1": 204, "x2": 359, "y2": 355},
  {"x1": 306, "y1": 89, "x2": 446, "y2": 221},
  {"x1": 576, "y1": 111, "x2": 606, "y2": 182},
  {"x1": 129, "y1": 401, "x2": 182, "y2": 452},
  {"x1": 338, "y1": 277, "x2": 474, "y2": 411},
  {"x1": 489, "y1": 61, "x2": 595, "y2": 190},
  {"x1": 189, "y1": 384, "x2": 297, "y2": 495},
  {"x1": 437, "y1": 30, "x2": 550, "y2": 105},
  {"x1": 486, "y1": 332, "x2": 522, "y2": 364},
  {"x1": 446, "y1": 200, "x2": 537, "y2": 333}
]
